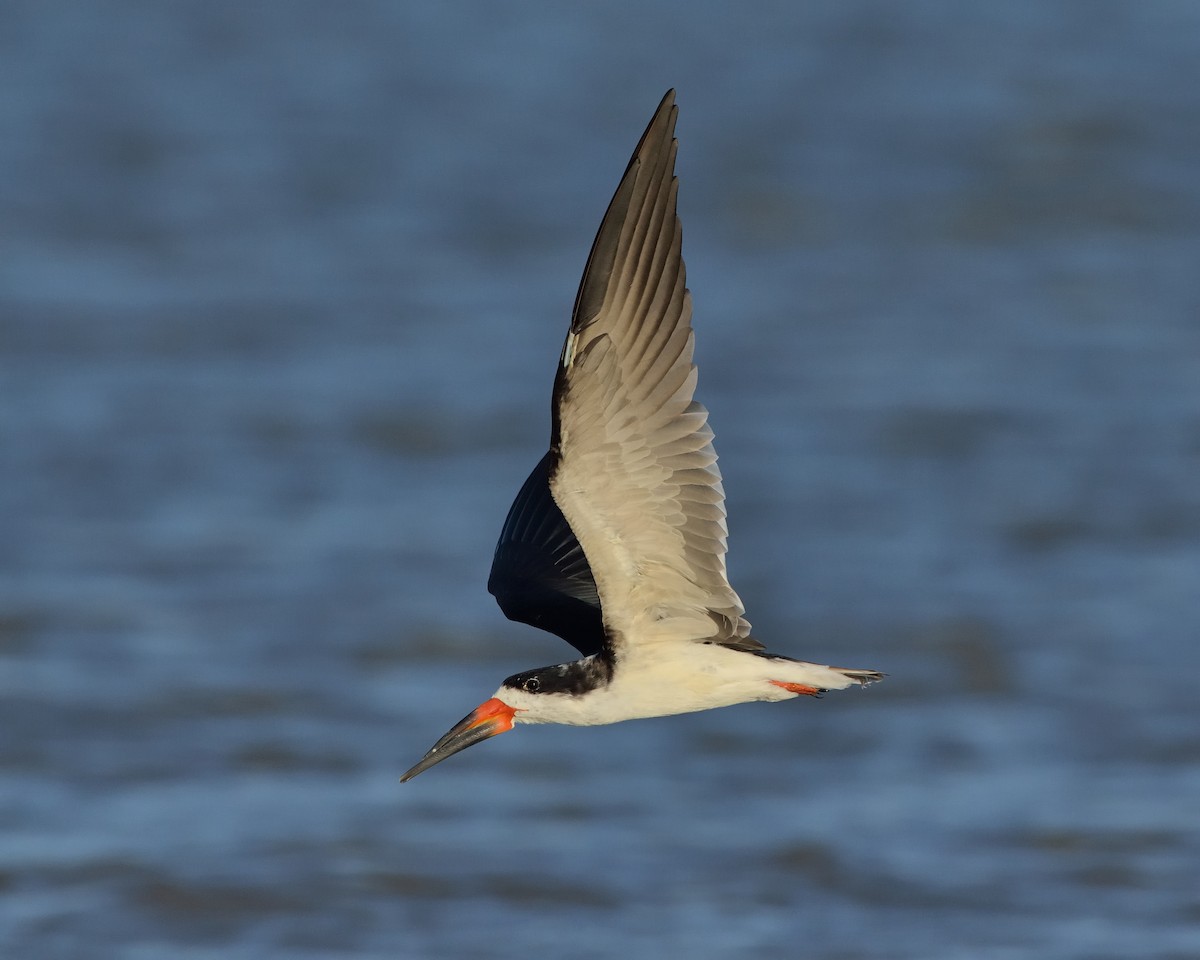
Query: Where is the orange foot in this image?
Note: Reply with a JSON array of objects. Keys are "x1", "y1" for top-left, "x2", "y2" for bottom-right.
[{"x1": 770, "y1": 680, "x2": 824, "y2": 696}]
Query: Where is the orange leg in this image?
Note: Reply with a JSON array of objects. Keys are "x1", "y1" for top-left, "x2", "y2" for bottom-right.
[{"x1": 770, "y1": 680, "x2": 824, "y2": 696}]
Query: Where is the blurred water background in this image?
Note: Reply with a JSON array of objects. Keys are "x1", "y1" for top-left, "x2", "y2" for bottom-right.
[{"x1": 2, "y1": 3, "x2": 1199, "y2": 958}]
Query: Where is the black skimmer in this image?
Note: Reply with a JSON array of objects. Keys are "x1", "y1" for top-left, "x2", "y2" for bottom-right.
[{"x1": 401, "y1": 90, "x2": 882, "y2": 782}]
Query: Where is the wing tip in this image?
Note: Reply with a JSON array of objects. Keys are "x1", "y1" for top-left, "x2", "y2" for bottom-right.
[{"x1": 566, "y1": 88, "x2": 681, "y2": 337}]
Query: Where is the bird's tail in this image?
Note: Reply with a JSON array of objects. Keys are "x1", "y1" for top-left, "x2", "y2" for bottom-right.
[
  {"x1": 837, "y1": 667, "x2": 885, "y2": 687},
  {"x1": 760, "y1": 654, "x2": 885, "y2": 693}
]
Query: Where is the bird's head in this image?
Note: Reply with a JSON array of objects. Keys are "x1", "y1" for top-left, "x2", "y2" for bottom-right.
[{"x1": 399, "y1": 665, "x2": 587, "y2": 782}]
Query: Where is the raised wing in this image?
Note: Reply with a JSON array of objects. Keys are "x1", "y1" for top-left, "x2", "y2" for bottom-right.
[
  {"x1": 488, "y1": 452, "x2": 605, "y2": 657},
  {"x1": 548, "y1": 90, "x2": 758, "y2": 654}
]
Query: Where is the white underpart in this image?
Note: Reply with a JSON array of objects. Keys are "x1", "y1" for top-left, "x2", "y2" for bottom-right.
[{"x1": 495, "y1": 646, "x2": 864, "y2": 727}]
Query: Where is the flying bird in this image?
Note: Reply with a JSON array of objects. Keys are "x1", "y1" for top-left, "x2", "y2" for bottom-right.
[{"x1": 401, "y1": 90, "x2": 882, "y2": 782}]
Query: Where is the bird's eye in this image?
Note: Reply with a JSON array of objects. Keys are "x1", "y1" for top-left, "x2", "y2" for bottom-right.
[{"x1": 524, "y1": 677, "x2": 541, "y2": 693}]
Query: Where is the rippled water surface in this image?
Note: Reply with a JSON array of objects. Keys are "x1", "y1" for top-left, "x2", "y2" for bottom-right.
[{"x1": 3, "y1": 3, "x2": 1199, "y2": 958}]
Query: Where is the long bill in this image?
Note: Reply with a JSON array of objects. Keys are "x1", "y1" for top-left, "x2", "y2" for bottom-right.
[{"x1": 400, "y1": 697, "x2": 517, "y2": 782}]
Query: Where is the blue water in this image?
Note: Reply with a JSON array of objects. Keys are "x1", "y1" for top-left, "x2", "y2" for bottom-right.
[{"x1": 3, "y1": 3, "x2": 1199, "y2": 958}]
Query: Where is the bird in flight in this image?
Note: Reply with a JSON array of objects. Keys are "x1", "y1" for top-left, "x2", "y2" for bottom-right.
[{"x1": 401, "y1": 90, "x2": 882, "y2": 782}]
